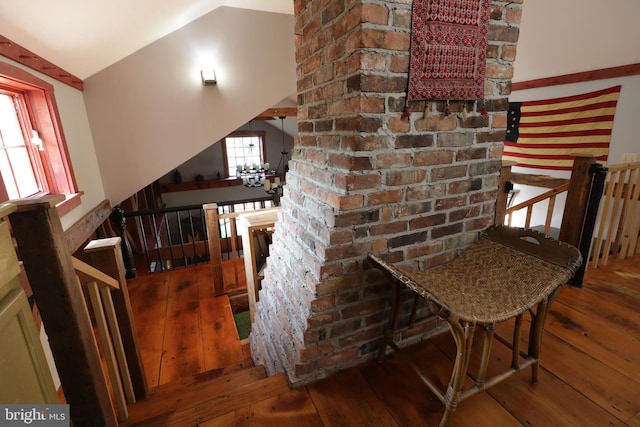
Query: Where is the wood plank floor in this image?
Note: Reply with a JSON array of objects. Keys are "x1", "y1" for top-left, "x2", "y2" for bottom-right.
[
  {"x1": 124, "y1": 255, "x2": 640, "y2": 426},
  {"x1": 127, "y1": 263, "x2": 247, "y2": 388}
]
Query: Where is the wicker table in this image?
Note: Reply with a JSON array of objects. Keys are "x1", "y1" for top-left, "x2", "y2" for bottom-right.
[{"x1": 369, "y1": 225, "x2": 582, "y2": 427}]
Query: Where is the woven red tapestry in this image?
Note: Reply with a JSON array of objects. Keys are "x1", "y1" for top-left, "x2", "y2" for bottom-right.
[{"x1": 407, "y1": 0, "x2": 491, "y2": 101}]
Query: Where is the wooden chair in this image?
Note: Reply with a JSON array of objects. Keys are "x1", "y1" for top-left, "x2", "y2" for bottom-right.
[{"x1": 369, "y1": 225, "x2": 582, "y2": 427}]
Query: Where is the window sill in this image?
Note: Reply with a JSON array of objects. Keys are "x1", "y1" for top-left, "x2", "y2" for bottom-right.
[{"x1": 55, "y1": 192, "x2": 83, "y2": 217}]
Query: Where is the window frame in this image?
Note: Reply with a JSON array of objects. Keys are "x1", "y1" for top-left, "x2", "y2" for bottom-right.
[
  {"x1": 221, "y1": 131, "x2": 267, "y2": 178},
  {"x1": 0, "y1": 61, "x2": 80, "y2": 215}
]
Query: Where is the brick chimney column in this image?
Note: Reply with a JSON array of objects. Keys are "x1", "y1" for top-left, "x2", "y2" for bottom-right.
[{"x1": 250, "y1": 0, "x2": 522, "y2": 386}]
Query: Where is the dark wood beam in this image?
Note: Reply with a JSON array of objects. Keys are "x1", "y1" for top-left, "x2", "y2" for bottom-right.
[
  {"x1": 64, "y1": 199, "x2": 112, "y2": 253},
  {"x1": 512, "y1": 63, "x2": 640, "y2": 91},
  {"x1": 511, "y1": 172, "x2": 570, "y2": 189},
  {"x1": 0, "y1": 35, "x2": 84, "y2": 90},
  {"x1": 253, "y1": 107, "x2": 297, "y2": 120}
]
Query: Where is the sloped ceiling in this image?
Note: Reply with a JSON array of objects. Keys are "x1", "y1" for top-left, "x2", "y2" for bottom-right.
[
  {"x1": 82, "y1": 7, "x2": 296, "y2": 205},
  {"x1": 0, "y1": 0, "x2": 293, "y2": 80},
  {"x1": 2, "y1": 1, "x2": 639, "y2": 84}
]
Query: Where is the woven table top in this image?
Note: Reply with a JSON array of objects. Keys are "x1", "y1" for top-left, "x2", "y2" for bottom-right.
[{"x1": 370, "y1": 226, "x2": 582, "y2": 323}]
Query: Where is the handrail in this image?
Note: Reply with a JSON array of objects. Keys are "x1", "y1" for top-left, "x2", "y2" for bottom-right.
[
  {"x1": 505, "y1": 183, "x2": 570, "y2": 233},
  {"x1": 123, "y1": 197, "x2": 272, "y2": 217},
  {"x1": 71, "y1": 257, "x2": 119, "y2": 290},
  {"x1": 121, "y1": 197, "x2": 274, "y2": 275}
]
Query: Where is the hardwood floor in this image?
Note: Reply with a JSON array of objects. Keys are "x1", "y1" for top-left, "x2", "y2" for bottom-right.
[{"x1": 123, "y1": 255, "x2": 640, "y2": 426}]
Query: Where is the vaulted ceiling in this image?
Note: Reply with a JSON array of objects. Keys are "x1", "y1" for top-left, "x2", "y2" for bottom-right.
[
  {"x1": 1, "y1": 1, "x2": 638, "y2": 85},
  {"x1": 0, "y1": 0, "x2": 293, "y2": 80}
]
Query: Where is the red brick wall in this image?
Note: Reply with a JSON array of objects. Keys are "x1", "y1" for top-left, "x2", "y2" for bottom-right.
[{"x1": 251, "y1": 0, "x2": 522, "y2": 385}]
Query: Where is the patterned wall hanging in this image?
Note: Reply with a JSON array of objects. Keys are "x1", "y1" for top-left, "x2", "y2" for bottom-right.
[{"x1": 407, "y1": 0, "x2": 492, "y2": 102}]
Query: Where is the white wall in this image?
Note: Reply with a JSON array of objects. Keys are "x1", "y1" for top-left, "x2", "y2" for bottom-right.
[
  {"x1": 159, "y1": 119, "x2": 295, "y2": 207},
  {"x1": 515, "y1": 0, "x2": 640, "y2": 82},
  {"x1": 83, "y1": 7, "x2": 296, "y2": 206}
]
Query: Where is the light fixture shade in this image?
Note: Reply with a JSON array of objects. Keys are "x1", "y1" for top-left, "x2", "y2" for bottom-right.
[{"x1": 200, "y1": 69, "x2": 217, "y2": 86}]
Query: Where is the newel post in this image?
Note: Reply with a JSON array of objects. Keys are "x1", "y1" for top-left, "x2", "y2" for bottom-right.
[
  {"x1": 204, "y1": 203, "x2": 225, "y2": 296},
  {"x1": 110, "y1": 205, "x2": 137, "y2": 278},
  {"x1": 83, "y1": 237, "x2": 149, "y2": 400},
  {"x1": 9, "y1": 195, "x2": 117, "y2": 427},
  {"x1": 559, "y1": 155, "x2": 599, "y2": 248}
]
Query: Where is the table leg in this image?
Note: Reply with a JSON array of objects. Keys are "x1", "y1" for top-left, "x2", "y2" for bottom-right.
[
  {"x1": 377, "y1": 280, "x2": 401, "y2": 362},
  {"x1": 441, "y1": 320, "x2": 476, "y2": 427}
]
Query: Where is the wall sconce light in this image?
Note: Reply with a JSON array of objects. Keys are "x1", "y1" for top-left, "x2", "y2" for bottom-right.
[{"x1": 200, "y1": 69, "x2": 217, "y2": 86}]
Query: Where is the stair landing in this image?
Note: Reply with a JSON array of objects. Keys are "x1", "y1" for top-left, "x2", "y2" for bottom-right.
[{"x1": 127, "y1": 264, "x2": 246, "y2": 388}]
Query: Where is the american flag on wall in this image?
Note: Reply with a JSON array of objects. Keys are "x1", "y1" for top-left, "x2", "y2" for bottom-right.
[{"x1": 503, "y1": 85, "x2": 621, "y2": 170}]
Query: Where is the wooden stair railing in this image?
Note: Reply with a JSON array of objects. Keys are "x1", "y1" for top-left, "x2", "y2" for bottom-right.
[
  {"x1": 589, "y1": 160, "x2": 640, "y2": 268},
  {"x1": 505, "y1": 182, "x2": 570, "y2": 233},
  {"x1": 73, "y1": 255, "x2": 132, "y2": 422},
  {"x1": 71, "y1": 236, "x2": 150, "y2": 422},
  {"x1": 496, "y1": 161, "x2": 570, "y2": 232},
  {"x1": 204, "y1": 203, "x2": 280, "y2": 297},
  {"x1": 10, "y1": 196, "x2": 117, "y2": 426},
  {"x1": 9, "y1": 197, "x2": 147, "y2": 426}
]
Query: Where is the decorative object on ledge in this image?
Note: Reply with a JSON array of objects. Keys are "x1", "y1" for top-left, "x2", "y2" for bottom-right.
[
  {"x1": 264, "y1": 177, "x2": 283, "y2": 206},
  {"x1": 172, "y1": 169, "x2": 182, "y2": 184},
  {"x1": 406, "y1": 0, "x2": 491, "y2": 102},
  {"x1": 0, "y1": 35, "x2": 83, "y2": 90}
]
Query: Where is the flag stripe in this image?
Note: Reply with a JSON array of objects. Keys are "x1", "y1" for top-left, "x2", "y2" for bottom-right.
[
  {"x1": 504, "y1": 142, "x2": 610, "y2": 151},
  {"x1": 516, "y1": 86, "x2": 621, "y2": 108},
  {"x1": 504, "y1": 152, "x2": 607, "y2": 160},
  {"x1": 514, "y1": 136, "x2": 612, "y2": 145},
  {"x1": 518, "y1": 99, "x2": 620, "y2": 115},
  {"x1": 502, "y1": 86, "x2": 620, "y2": 170},
  {"x1": 518, "y1": 129, "x2": 613, "y2": 138},
  {"x1": 520, "y1": 114, "x2": 616, "y2": 128}
]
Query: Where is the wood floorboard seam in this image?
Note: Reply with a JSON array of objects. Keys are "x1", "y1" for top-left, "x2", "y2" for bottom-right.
[{"x1": 124, "y1": 255, "x2": 640, "y2": 426}]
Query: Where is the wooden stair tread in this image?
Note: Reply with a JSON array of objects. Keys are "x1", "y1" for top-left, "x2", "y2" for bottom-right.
[
  {"x1": 122, "y1": 370, "x2": 290, "y2": 426},
  {"x1": 198, "y1": 388, "x2": 324, "y2": 427},
  {"x1": 148, "y1": 358, "x2": 259, "y2": 396}
]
